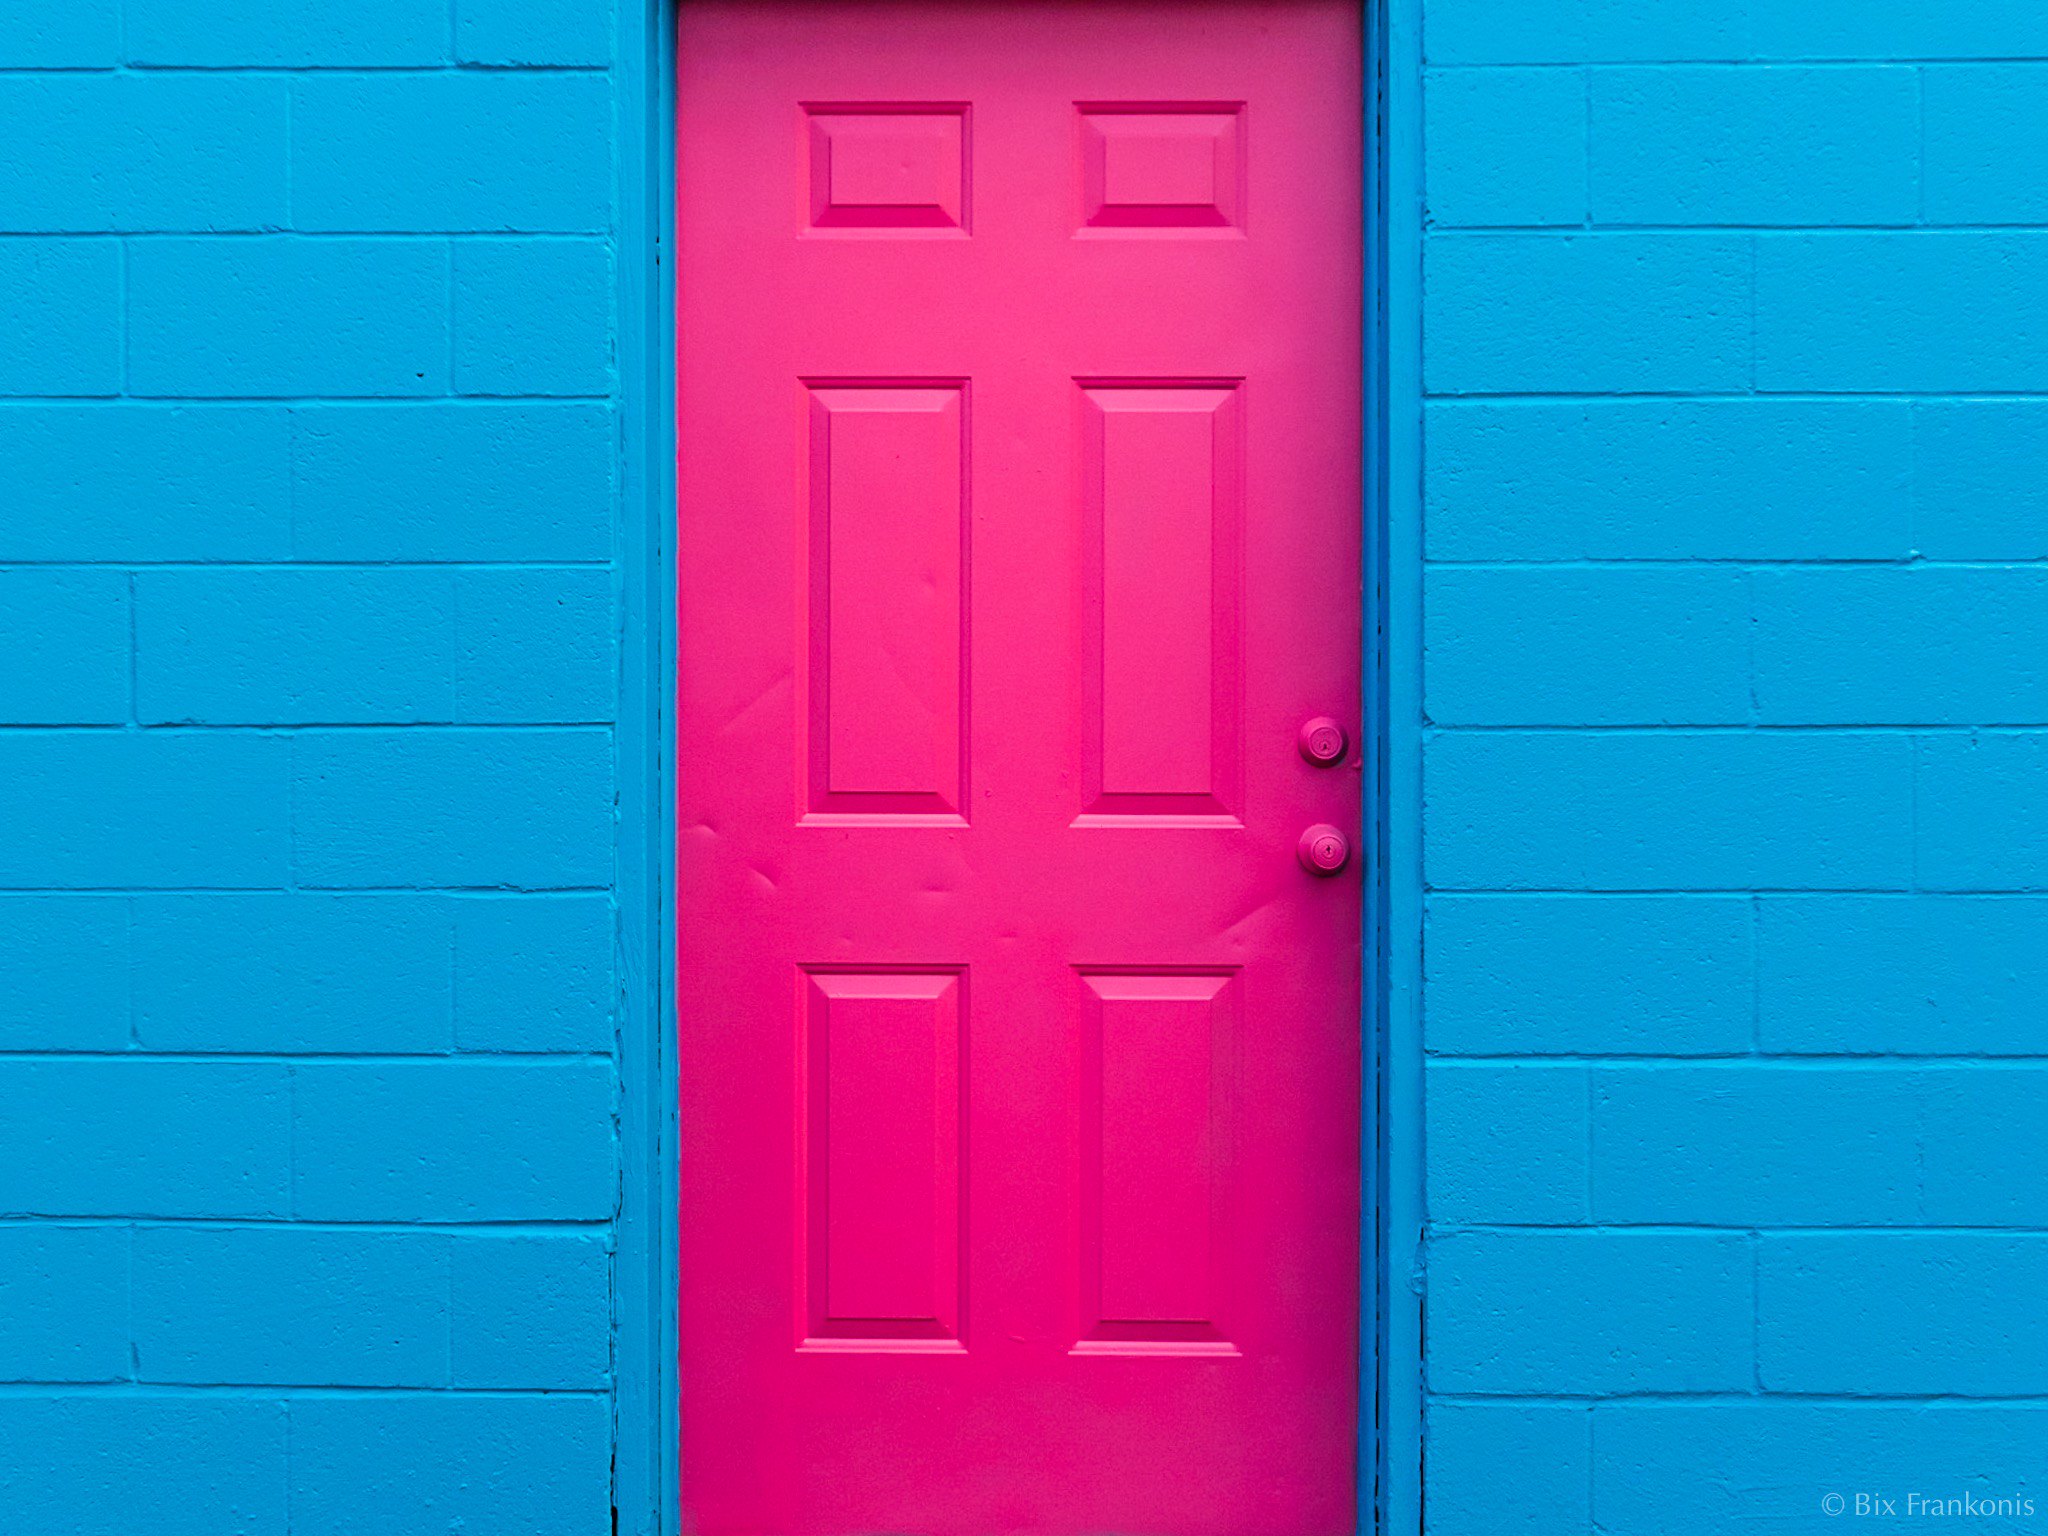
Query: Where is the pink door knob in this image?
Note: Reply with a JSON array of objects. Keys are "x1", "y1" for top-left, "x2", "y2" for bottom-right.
[
  {"x1": 1298, "y1": 824, "x2": 1350, "y2": 875},
  {"x1": 1298, "y1": 716, "x2": 1348, "y2": 766}
]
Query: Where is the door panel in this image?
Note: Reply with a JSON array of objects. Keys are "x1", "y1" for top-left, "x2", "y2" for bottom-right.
[
  {"x1": 678, "y1": 4, "x2": 1363, "y2": 1531},
  {"x1": 804, "y1": 382, "x2": 969, "y2": 817}
]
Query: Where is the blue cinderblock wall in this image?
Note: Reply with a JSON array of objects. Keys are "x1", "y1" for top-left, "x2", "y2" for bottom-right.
[
  {"x1": 5, "y1": 0, "x2": 2047, "y2": 1530},
  {"x1": 0, "y1": 0, "x2": 619, "y2": 1529},
  {"x1": 1423, "y1": 2, "x2": 2048, "y2": 1531}
]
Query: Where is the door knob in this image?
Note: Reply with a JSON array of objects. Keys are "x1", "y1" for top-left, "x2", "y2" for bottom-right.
[
  {"x1": 1298, "y1": 824, "x2": 1350, "y2": 875},
  {"x1": 1298, "y1": 716, "x2": 1348, "y2": 766}
]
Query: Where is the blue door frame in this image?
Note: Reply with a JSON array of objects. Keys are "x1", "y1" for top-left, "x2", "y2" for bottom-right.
[{"x1": 610, "y1": 3, "x2": 1425, "y2": 1529}]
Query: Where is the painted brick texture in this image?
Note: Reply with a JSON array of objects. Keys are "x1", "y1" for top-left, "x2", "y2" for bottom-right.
[
  {"x1": 0, "y1": 1, "x2": 619, "y2": 1530},
  {"x1": 1424, "y1": 5, "x2": 2048, "y2": 1533}
]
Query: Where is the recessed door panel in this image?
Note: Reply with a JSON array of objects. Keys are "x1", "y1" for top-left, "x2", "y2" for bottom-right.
[
  {"x1": 1080, "y1": 381, "x2": 1243, "y2": 819},
  {"x1": 803, "y1": 382, "x2": 969, "y2": 819},
  {"x1": 1077, "y1": 969, "x2": 1238, "y2": 1352},
  {"x1": 679, "y1": 3, "x2": 1363, "y2": 1532},
  {"x1": 801, "y1": 968, "x2": 964, "y2": 1347}
]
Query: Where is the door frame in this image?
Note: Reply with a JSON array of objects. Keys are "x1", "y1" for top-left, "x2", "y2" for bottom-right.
[{"x1": 612, "y1": 1, "x2": 1425, "y2": 1529}]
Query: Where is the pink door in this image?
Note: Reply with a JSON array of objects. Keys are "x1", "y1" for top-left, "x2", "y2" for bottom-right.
[{"x1": 677, "y1": 3, "x2": 1363, "y2": 1531}]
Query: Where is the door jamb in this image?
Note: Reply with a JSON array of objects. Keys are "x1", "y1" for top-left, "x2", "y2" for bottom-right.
[
  {"x1": 1368, "y1": 1, "x2": 1426, "y2": 1532},
  {"x1": 615, "y1": 3, "x2": 682, "y2": 1534}
]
